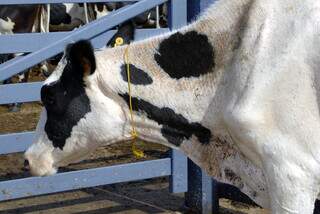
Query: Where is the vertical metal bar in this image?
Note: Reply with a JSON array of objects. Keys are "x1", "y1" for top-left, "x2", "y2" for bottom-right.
[
  {"x1": 156, "y1": 5, "x2": 160, "y2": 28},
  {"x1": 201, "y1": 171, "x2": 213, "y2": 213},
  {"x1": 185, "y1": 160, "x2": 219, "y2": 213},
  {"x1": 201, "y1": 174, "x2": 219, "y2": 214},
  {"x1": 168, "y1": 0, "x2": 187, "y2": 29},
  {"x1": 185, "y1": 160, "x2": 203, "y2": 211},
  {"x1": 187, "y1": 0, "x2": 217, "y2": 22},
  {"x1": 46, "y1": 4, "x2": 50, "y2": 32},
  {"x1": 212, "y1": 179, "x2": 219, "y2": 213},
  {"x1": 84, "y1": 3, "x2": 89, "y2": 24},
  {"x1": 169, "y1": 149, "x2": 188, "y2": 193},
  {"x1": 187, "y1": 0, "x2": 200, "y2": 22}
]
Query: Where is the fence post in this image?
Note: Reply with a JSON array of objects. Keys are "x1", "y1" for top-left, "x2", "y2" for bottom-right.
[
  {"x1": 169, "y1": 149, "x2": 188, "y2": 193},
  {"x1": 185, "y1": 160, "x2": 219, "y2": 213},
  {"x1": 168, "y1": 0, "x2": 187, "y2": 29},
  {"x1": 187, "y1": 0, "x2": 218, "y2": 22}
]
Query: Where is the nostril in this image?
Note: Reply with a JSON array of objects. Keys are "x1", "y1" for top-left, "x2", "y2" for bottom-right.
[{"x1": 24, "y1": 159, "x2": 29, "y2": 167}]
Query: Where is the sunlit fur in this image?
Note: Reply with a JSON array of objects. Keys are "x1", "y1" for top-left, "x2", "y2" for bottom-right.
[{"x1": 25, "y1": 0, "x2": 320, "y2": 213}]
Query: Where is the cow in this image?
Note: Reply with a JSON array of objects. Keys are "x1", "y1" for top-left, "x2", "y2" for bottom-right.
[
  {"x1": 0, "y1": 5, "x2": 43, "y2": 68},
  {"x1": 49, "y1": 3, "x2": 94, "y2": 32},
  {"x1": 0, "y1": 5, "x2": 46, "y2": 111},
  {"x1": 24, "y1": 0, "x2": 320, "y2": 213}
]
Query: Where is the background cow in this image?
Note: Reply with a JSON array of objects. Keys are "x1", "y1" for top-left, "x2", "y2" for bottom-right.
[{"x1": 0, "y1": 5, "x2": 45, "y2": 111}]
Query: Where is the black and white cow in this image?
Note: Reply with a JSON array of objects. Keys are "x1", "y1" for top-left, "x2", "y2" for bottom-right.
[
  {"x1": 0, "y1": 5, "x2": 45, "y2": 110},
  {"x1": 49, "y1": 3, "x2": 94, "y2": 32},
  {"x1": 0, "y1": 4, "x2": 42, "y2": 68},
  {"x1": 25, "y1": 0, "x2": 320, "y2": 213},
  {"x1": 0, "y1": 5, "x2": 42, "y2": 33}
]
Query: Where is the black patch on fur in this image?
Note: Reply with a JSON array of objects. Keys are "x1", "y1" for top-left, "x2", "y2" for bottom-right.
[
  {"x1": 41, "y1": 70, "x2": 91, "y2": 150},
  {"x1": 154, "y1": 31, "x2": 214, "y2": 79},
  {"x1": 119, "y1": 93, "x2": 211, "y2": 146},
  {"x1": 120, "y1": 64, "x2": 153, "y2": 85},
  {"x1": 41, "y1": 40, "x2": 95, "y2": 150}
]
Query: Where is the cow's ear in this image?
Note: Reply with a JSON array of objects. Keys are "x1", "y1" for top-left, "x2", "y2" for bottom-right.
[{"x1": 68, "y1": 40, "x2": 96, "y2": 77}]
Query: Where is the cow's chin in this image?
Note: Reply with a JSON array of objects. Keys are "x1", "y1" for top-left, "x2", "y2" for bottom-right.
[
  {"x1": 30, "y1": 164, "x2": 58, "y2": 177},
  {"x1": 24, "y1": 143, "x2": 57, "y2": 176},
  {"x1": 26, "y1": 154, "x2": 58, "y2": 176}
]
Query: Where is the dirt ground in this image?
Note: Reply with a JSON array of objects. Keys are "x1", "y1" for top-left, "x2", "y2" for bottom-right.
[{"x1": 0, "y1": 101, "x2": 268, "y2": 213}]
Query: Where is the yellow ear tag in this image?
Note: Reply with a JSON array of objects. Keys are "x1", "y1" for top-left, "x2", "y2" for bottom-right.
[{"x1": 114, "y1": 37, "x2": 124, "y2": 47}]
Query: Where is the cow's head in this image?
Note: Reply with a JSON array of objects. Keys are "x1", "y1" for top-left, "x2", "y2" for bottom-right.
[{"x1": 24, "y1": 40, "x2": 128, "y2": 176}]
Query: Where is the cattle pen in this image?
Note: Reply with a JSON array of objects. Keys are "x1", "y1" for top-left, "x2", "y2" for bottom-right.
[{"x1": 0, "y1": 0, "x2": 266, "y2": 213}]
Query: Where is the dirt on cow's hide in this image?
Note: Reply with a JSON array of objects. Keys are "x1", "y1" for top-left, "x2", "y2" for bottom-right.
[{"x1": 0, "y1": 101, "x2": 267, "y2": 213}]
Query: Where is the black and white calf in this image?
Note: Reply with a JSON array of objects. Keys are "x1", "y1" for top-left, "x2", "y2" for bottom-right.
[{"x1": 25, "y1": 0, "x2": 320, "y2": 213}]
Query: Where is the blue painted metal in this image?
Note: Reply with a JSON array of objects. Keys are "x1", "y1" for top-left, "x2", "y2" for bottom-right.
[
  {"x1": 169, "y1": 149, "x2": 188, "y2": 193},
  {"x1": 0, "y1": 29, "x2": 169, "y2": 54},
  {"x1": 0, "y1": 158, "x2": 171, "y2": 201},
  {"x1": 185, "y1": 160, "x2": 203, "y2": 211},
  {"x1": 0, "y1": 31, "x2": 113, "y2": 54},
  {"x1": 0, "y1": 132, "x2": 34, "y2": 155},
  {"x1": 0, "y1": 82, "x2": 42, "y2": 104},
  {"x1": 187, "y1": 0, "x2": 200, "y2": 22},
  {"x1": 168, "y1": 0, "x2": 187, "y2": 29},
  {"x1": 135, "y1": 28, "x2": 169, "y2": 41},
  {"x1": 201, "y1": 171, "x2": 213, "y2": 213},
  {"x1": 0, "y1": 0, "x2": 168, "y2": 81},
  {"x1": 185, "y1": 160, "x2": 219, "y2": 213},
  {"x1": 187, "y1": 0, "x2": 217, "y2": 22}
]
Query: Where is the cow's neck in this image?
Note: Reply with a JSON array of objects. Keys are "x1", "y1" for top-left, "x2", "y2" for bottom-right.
[
  {"x1": 96, "y1": 0, "x2": 253, "y2": 170},
  {"x1": 94, "y1": 0, "x2": 271, "y2": 207}
]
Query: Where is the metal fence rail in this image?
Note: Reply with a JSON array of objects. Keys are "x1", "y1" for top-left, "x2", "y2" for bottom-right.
[
  {"x1": 0, "y1": 159, "x2": 172, "y2": 201},
  {"x1": 0, "y1": 0, "x2": 188, "y2": 204}
]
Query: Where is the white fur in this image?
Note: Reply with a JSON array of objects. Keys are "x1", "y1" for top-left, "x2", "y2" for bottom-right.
[
  {"x1": 64, "y1": 3, "x2": 90, "y2": 25},
  {"x1": 93, "y1": 4, "x2": 111, "y2": 19},
  {"x1": 0, "y1": 17, "x2": 15, "y2": 34},
  {"x1": 25, "y1": 0, "x2": 320, "y2": 213}
]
